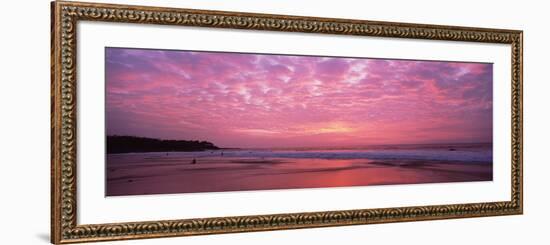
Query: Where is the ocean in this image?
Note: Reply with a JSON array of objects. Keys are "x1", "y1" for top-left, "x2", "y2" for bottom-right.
[{"x1": 106, "y1": 143, "x2": 493, "y2": 196}]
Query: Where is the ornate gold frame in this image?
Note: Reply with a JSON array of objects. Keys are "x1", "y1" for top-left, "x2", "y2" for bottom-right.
[{"x1": 51, "y1": 1, "x2": 523, "y2": 244}]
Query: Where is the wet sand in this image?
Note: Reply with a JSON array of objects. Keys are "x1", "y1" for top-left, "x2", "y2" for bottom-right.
[{"x1": 106, "y1": 154, "x2": 492, "y2": 196}]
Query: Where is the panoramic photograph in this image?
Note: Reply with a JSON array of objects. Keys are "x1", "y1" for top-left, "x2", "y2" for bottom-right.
[{"x1": 105, "y1": 47, "x2": 493, "y2": 196}]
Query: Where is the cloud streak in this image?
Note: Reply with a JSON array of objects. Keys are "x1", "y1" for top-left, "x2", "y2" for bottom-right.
[{"x1": 106, "y1": 48, "x2": 493, "y2": 148}]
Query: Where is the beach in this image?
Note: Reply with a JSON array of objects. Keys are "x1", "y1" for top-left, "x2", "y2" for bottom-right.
[{"x1": 106, "y1": 144, "x2": 493, "y2": 196}]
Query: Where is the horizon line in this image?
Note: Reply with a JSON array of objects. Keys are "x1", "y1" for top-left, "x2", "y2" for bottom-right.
[{"x1": 106, "y1": 135, "x2": 492, "y2": 149}]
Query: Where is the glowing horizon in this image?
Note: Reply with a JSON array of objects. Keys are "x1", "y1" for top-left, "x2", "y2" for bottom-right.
[{"x1": 106, "y1": 47, "x2": 493, "y2": 148}]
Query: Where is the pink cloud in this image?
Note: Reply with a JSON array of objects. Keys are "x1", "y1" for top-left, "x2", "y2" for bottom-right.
[{"x1": 106, "y1": 48, "x2": 492, "y2": 148}]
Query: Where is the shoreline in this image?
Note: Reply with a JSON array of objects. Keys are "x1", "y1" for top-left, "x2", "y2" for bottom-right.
[{"x1": 106, "y1": 155, "x2": 492, "y2": 196}]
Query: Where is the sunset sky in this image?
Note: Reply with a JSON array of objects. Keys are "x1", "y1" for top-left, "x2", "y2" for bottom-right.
[{"x1": 106, "y1": 47, "x2": 493, "y2": 148}]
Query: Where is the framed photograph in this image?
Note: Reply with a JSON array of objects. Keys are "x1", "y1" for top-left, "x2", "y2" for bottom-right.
[{"x1": 51, "y1": 0, "x2": 523, "y2": 243}]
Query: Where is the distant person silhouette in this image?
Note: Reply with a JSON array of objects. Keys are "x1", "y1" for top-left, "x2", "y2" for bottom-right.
[{"x1": 191, "y1": 158, "x2": 197, "y2": 164}]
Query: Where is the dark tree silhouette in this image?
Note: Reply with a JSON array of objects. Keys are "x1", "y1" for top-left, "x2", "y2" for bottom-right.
[{"x1": 107, "y1": 135, "x2": 219, "y2": 154}]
